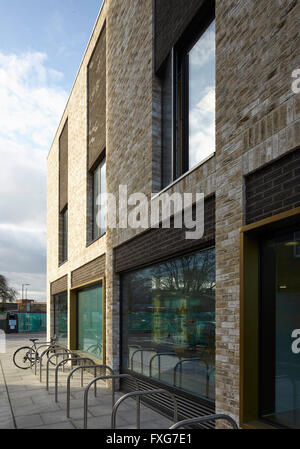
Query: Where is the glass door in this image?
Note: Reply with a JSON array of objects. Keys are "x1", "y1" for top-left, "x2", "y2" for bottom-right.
[
  {"x1": 77, "y1": 283, "x2": 103, "y2": 361},
  {"x1": 260, "y1": 227, "x2": 300, "y2": 428}
]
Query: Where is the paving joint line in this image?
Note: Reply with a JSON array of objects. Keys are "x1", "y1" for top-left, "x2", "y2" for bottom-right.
[{"x1": 0, "y1": 359, "x2": 17, "y2": 429}]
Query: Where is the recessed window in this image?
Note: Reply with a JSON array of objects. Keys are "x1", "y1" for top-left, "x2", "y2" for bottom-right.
[
  {"x1": 92, "y1": 158, "x2": 106, "y2": 240},
  {"x1": 53, "y1": 292, "x2": 68, "y2": 346},
  {"x1": 121, "y1": 248, "x2": 216, "y2": 401},
  {"x1": 161, "y1": 18, "x2": 215, "y2": 187},
  {"x1": 59, "y1": 207, "x2": 68, "y2": 264}
]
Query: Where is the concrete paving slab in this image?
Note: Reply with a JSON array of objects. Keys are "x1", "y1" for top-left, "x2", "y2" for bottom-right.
[{"x1": 0, "y1": 333, "x2": 174, "y2": 429}]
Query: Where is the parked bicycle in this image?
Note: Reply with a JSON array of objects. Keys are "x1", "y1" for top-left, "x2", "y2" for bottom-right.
[
  {"x1": 13, "y1": 336, "x2": 69, "y2": 370},
  {"x1": 87, "y1": 342, "x2": 102, "y2": 359}
]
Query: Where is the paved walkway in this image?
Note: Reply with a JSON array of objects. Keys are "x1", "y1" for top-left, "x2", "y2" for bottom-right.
[{"x1": 0, "y1": 333, "x2": 172, "y2": 429}]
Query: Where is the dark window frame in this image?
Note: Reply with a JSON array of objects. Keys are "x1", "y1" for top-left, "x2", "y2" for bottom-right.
[
  {"x1": 91, "y1": 155, "x2": 106, "y2": 242},
  {"x1": 59, "y1": 206, "x2": 68, "y2": 265},
  {"x1": 53, "y1": 291, "x2": 68, "y2": 343},
  {"x1": 160, "y1": 3, "x2": 215, "y2": 187}
]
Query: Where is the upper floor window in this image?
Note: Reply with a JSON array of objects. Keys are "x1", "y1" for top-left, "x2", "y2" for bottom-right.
[
  {"x1": 59, "y1": 207, "x2": 68, "y2": 264},
  {"x1": 161, "y1": 18, "x2": 216, "y2": 188},
  {"x1": 92, "y1": 158, "x2": 106, "y2": 240}
]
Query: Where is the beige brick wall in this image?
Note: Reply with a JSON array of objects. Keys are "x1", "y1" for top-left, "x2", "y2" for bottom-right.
[
  {"x1": 215, "y1": 0, "x2": 300, "y2": 423},
  {"x1": 47, "y1": 0, "x2": 300, "y2": 425},
  {"x1": 46, "y1": 2, "x2": 108, "y2": 342}
]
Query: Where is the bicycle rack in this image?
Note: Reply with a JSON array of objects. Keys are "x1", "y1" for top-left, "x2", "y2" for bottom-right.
[
  {"x1": 130, "y1": 348, "x2": 157, "y2": 375},
  {"x1": 111, "y1": 388, "x2": 178, "y2": 429},
  {"x1": 173, "y1": 358, "x2": 209, "y2": 397},
  {"x1": 54, "y1": 357, "x2": 95, "y2": 402},
  {"x1": 30, "y1": 343, "x2": 56, "y2": 376},
  {"x1": 149, "y1": 352, "x2": 178, "y2": 380},
  {"x1": 67, "y1": 364, "x2": 114, "y2": 418},
  {"x1": 169, "y1": 413, "x2": 239, "y2": 429},
  {"x1": 83, "y1": 373, "x2": 139, "y2": 429},
  {"x1": 46, "y1": 351, "x2": 79, "y2": 391},
  {"x1": 28, "y1": 341, "x2": 52, "y2": 371},
  {"x1": 39, "y1": 344, "x2": 70, "y2": 381}
]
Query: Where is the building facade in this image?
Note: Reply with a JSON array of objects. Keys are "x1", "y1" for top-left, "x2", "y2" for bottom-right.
[{"x1": 47, "y1": 0, "x2": 300, "y2": 428}]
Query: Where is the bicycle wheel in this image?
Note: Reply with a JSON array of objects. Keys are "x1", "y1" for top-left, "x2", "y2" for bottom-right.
[
  {"x1": 13, "y1": 346, "x2": 35, "y2": 369},
  {"x1": 47, "y1": 347, "x2": 70, "y2": 366}
]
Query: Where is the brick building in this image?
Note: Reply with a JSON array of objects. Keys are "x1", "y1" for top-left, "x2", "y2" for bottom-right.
[{"x1": 47, "y1": 0, "x2": 300, "y2": 428}]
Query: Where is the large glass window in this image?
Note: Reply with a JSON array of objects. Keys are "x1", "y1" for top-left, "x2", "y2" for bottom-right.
[
  {"x1": 77, "y1": 284, "x2": 103, "y2": 360},
  {"x1": 122, "y1": 248, "x2": 216, "y2": 401},
  {"x1": 93, "y1": 158, "x2": 106, "y2": 240},
  {"x1": 53, "y1": 292, "x2": 68, "y2": 346},
  {"x1": 161, "y1": 18, "x2": 215, "y2": 187},
  {"x1": 260, "y1": 227, "x2": 300, "y2": 428}
]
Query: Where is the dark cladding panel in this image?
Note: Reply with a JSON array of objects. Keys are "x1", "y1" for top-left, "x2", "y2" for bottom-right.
[
  {"x1": 59, "y1": 120, "x2": 68, "y2": 212},
  {"x1": 88, "y1": 25, "x2": 106, "y2": 171},
  {"x1": 115, "y1": 195, "x2": 215, "y2": 273},
  {"x1": 155, "y1": 0, "x2": 206, "y2": 71},
  {"x1": 51, "y1": 275, "x2": 68, "y2": 296},
  {"x1": 71, "y1": 255, "x2": 106, "y2": 288}
]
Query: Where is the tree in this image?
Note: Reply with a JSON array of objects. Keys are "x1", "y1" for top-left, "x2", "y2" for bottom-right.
[{"x1": 0, "y1": 275, "x2": 17, "y2": 309}]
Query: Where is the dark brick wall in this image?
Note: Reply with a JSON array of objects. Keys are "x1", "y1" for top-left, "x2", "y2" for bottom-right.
[
  {"x1": 115, "y1": 196, "x2": 215, "y2": 273},
  {"x1": 245, "y1": 147, "x2": 300, "y2": 224},
  {"x1": 51, "y1": 275, "x2": 68, "y2": 296},
  {"x1": 88, "y1": 24, "x2": 106, "y2": 171},
  {"x1": 59, "y1": 120, "x2": 68, "y2": 212},
  {"x1": 71, "y1": 254, "x2": 106, "y2": 287}
]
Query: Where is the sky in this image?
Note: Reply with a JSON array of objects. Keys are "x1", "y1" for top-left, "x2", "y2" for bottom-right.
[{"x1": 0, "y1": 0, "x2": 103, "y2": 301}]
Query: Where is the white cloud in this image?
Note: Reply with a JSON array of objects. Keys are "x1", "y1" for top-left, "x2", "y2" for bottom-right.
[
  {"x1": 0, "y1": 52, "x2": 67, "y2": 148},
  {"x1": 0, "y1": 51, "x2": 67, "y2": 300},
  {"x1": 189, "y1": 23, "x2": 215, "y2": 69},
  {"x1": 189, "y1": 87, "x2": 215, "y2": 168}
]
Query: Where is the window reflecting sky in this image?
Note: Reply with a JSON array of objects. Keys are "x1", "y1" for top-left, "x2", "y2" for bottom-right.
[{"x1": 189, "y1": 20, "x2": 215, "y2": 169}]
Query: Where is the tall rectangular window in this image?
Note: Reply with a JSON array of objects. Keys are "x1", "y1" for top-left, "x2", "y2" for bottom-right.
[
  {"x1": 92, "y1": 158, "x2": 106, "y2": 240},
  {"x1": 53, "y1": 292, "x2": 68, "y2": 346},
  {"x1": 121, "y1": 248, "x2": 216, "y2": 401},
  {"x1": 59, "y1": 207, "x2": 68, "y2": 264},
  {"x1": 161, "y1": 18, "x2": 215, "y2": 187}
]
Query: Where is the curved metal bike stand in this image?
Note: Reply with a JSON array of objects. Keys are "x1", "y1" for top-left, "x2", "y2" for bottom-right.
[
  {"x1": 173, "y1": 358, "x2": 209, "y2": 396},
  {"x1": 46, "y1": 351, "x2": 78, "y2": 391},
  {"x1": 39, "y1": 344, "x2": 70, "y2": 381},
  {"x1": 54, "y1": 357, "x2": 94, "y2": 402},
  {"x1": 168, "y1": 413, "x2": 239, "y2": 429},
  {"x1": 149, "y1": 353, "x2": 177, "y2": 380},
  {"x1": 28, "y1": 342, "x2": 53, "y2": 371},
  {"x1": 67, "y1": 364, "x2": 114, "y2": 418},
  {"x1": 31, "y1": 343, "x2": 57, "y2": 376},
  {"x1": 84, "y1": 374, "x2": 139, "y2": 429},
  {"x1": 130, "y1": 348, "x2": 157, "y2": 376},
  {"x1": 111, "y1": 388, "x2": 178, "y2": 430}
]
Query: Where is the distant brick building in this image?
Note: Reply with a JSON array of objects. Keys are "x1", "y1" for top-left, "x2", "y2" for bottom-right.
[
  {"x1": 0, "y1": 300, "x2": 46, "y2": 313},
  {"x1": 47, "y1": 0, "x2": 300, "y2": 429}
]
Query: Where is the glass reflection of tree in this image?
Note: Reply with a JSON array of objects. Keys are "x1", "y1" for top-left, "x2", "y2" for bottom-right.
[{"x1": 151, "y1": 250, "x2": 215, "y2": 350}]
